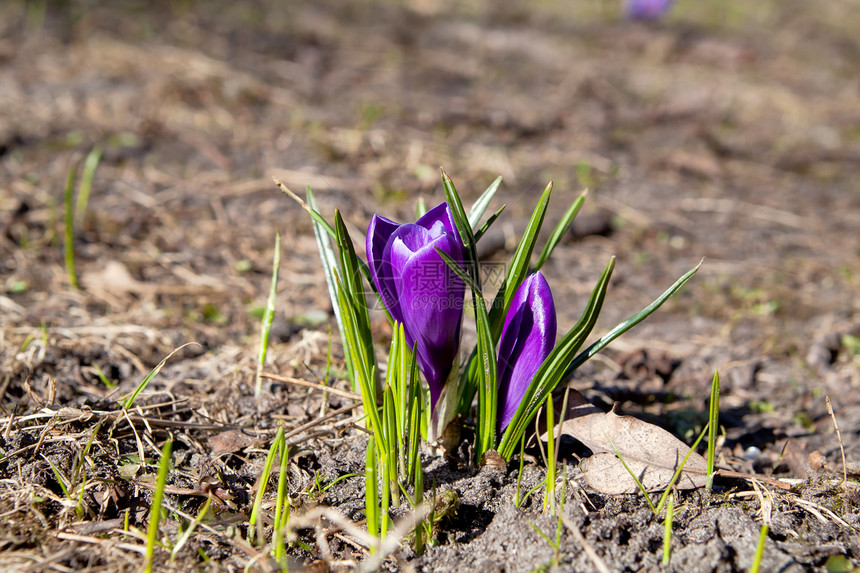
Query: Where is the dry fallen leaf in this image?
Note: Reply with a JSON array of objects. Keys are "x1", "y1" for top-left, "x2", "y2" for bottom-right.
[
  {"x1": 207, "y1": 429, "x2": 259, "y2": 457},
  {"x1": 552, "y1": 388, "x2": 708, "y2": 494}
]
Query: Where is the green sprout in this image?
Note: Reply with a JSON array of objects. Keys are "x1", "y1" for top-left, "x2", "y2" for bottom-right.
[
  {"x1": 144, "y1": 440, "x2": 173, "y2": 573},
  {"x1": 255, "y1": 231, "x2": 281, "y2": 398}
]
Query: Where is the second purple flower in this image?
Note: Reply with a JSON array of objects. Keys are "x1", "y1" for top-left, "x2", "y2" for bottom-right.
[
  {"x1": 366, "y1": 203, "x2": 466, "y2": 410},
  {"x1": 497, "y1": 272, "x2": 557, "y2": 431}
]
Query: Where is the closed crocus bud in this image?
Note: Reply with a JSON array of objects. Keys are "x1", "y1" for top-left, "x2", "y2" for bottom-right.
[
  {"x1": 497, "y1": 272, "x2": 557, "y2": 431},
  {"x1": 366, "y1": 203, "x2": 465, "y2": 410},
  {"x1": 626, "y1": 0, "x2": 673, "y2": 19}
]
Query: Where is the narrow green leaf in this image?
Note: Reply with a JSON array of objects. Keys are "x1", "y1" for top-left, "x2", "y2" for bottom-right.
[
  {"x1": 543, "y1": 392, "x2": 556, "y2": 514},
  {"x1": 413, "y1": 451, "x2": 425, "y2": 555},
  {"x1": 73, "y1": 420, "x2": 102, "y2": 486},
  {"x1": 406, "y1": 346, "x2": 422, "y2": 480},
  {"x1": 663, "y1": 494, "x2": 674, "y2": 565},
  {"x1": 386, "y1": 328, "x2": 403, "y2": 480},
  {"x1": 706, "y1": 370, "x2": 720, "y2": 490},
  {"x1": 273, "y1": 435, "x2": 290, "y2": 548},
  {"x1": 75, "y1": 146, "x2": 102, "y2": 227},
  {"x1": 308, "y1": 188, "x2": 355, "y2": 387},
  {"x1": 144, "y1": 440, "x2": 172, "y2": 573},
  {"x1": 474, "y1": 286, "x2": 498, "y2": 457},
  {"x1": 123, "y1": 343, "x2": 197, "y2": 410},
  {"x1": 487, "y1": 181, "x2": 552, "y2": 339},
  {"x1": 441, "y1": 169, "x2": 477, "y2": 253},
  {"x1": 365, "y1": 441, "x2": 379, "y2": 551},
  {"x1": 63, "y1": 165, "x2": 78, "y2": 289},
  {"x1": 468, "y1": 175, "x2": 502, "y2": 230},
  {"x1": 603, "y1": 431, "x2": 656, "y2": 512},
  {"x1": 655, "y1": 421, "x2": 710, "y2": 514},
  {"x1": 255, "y1": 232, "x2": 280, "y2": 398},
  {"x1": 435, "y1": 248, "x2": 481, "y2": 293},
  {"x1": 473, "y1": 205, "x2": 506, "y2": 243},
  {"x1": 565, "y1": 260, "x2": 701, "y2": 375},
  {"x1": 533, "y1": 190, "x2": 586, "y2": 271},
  {"x1": 275, "y1": 179, "x2": 336, "y2": 238},
  {"x1": 751, "y1": 523, "x2": 769, "y2": 573},
  {"x1": 396, "y1": 324, "x2": 411, "y2": 480},
  {"x1": 334, "y1": 211, "x2": 377, "y2": 394},
  {"x1": 336, "y1": 277, "x2": 385, "y2": 457},
  {"x1": 382, "y1": 385, "x2": 395, "y2": 530},
  {"x1": 47, "y1": 459, "x2": 70, "y2": 498},
  {"x1": 249, "y1": 427, "x2": 284, "y2": 545},
  {"x1": 171, "y1": 498, "x2": 211, "y2": 560}
]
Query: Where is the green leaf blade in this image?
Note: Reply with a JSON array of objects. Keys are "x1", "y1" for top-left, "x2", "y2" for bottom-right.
[
  {"x1": 534, "y1": 190, "x2": 586, "y2": 271},
  {"x1": 468, "y1": 175, "x2": 502, "y2": 230}
]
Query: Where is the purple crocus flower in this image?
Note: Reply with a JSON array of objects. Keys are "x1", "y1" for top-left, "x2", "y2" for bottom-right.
[
  {"x1": 626, "y1": 0, "x2": 673, "y2": 19},
  {"x1": 497, "y1": 272, "x2": 557, "y2": 431},
  {"x1": 366, "y1": 203, "x2": 465, "y2": 410}
]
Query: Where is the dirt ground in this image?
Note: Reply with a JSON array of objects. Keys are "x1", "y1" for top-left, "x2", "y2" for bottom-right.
[{"x1": 2, "y1": 1, "x2": 860, "y2": 571}]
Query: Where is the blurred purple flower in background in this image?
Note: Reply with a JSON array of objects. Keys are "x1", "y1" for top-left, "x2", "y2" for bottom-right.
[
  {"x1": 497, "y1": 272, "x2": 557, "y2": 431},
  {"x1": 367, "y1": 203, "x2": 465, "y2": 409},
  {"x1": 627, "y1": 0, "x2": 674, "y2": 19}
]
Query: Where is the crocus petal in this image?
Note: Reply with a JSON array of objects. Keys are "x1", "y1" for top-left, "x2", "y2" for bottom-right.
[
  {"x1": 386, "y1": 224, "x2": 465, "y2": 408},
  {"x1": 626, "y1": 0, "x2": 673, "y2": 19},
  {"x1": 366, "y1": 214, "x2": 402, "y2": 323},
  {"x1": 415, "y1": 202, "x2": 461, "y2": 244},
  {"x1": 497, "y1": 272, "x2": 556, "y2": 431}
]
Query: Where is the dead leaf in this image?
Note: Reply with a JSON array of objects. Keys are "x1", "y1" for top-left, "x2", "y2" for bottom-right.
[
  {"x1": 552, "y1": 388, "x2": 708, "y2": 494},
  {"x1": 207, "y1": 430, "x2": 258, "y2": 456}
]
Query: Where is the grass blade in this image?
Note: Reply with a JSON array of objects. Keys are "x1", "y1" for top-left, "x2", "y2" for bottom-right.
[
  {"x1": 706, "y1": 370, "x2": 720, "y2": 490},
  {"x1": 334, "y1": 210, "x2": 377, "y2": 394},
  {"x1": 655, "y1": 422, "x2": 710, "y2": 514},
  {"x1": 468, "y1": 175, "x2": 502, "y2": 230},
  {"x1": 144, "y1": 439, "x2": 172, "y2": 573},
  {"x1": 365, "y1": 440, "x2": 379, "y2": 552},
  {"x1": 487, "y1": 181, "x2": 552, "y2": 337},
  {"x1": 249, "y1": 427, "x2": 284, "y2": 545},
  {"x1": 307, "y1": 187, "x2": 355, "y2": 386},
  {"x1": 565, "y1": 260, "x2": 701, "y2": 375},
  {"x1": 750, "y1": 523, "x2": 769, "y2": 573},
  {"x1": 63, "y1": 165, "x2": 78, "y2": 289},
  {"x1": 662, "y1": 494, "x2": 674, "y2": 565},
  {"x1": 603, "y1": 432, "x2": 656, "y2": 513},
  {"x1": 123, "y1": 343, "x2": 197, "y2": 410},
  {"x1": 47, "y1": 458, "x2": 71, "y2": 498},
  {"x1": 413, "y1": 453, "x2": 425, "y2": 555},
  {"x1": 255, "y1": 232, "x2": 280, "y2": 397},
  {"x1": 336, "y1": 278, "x2": 385, "y2": 457},
  {"x1": 275, "y1": 178, "x2": 336, "y2": 238},
  {"x1": 441, "y1": 169, "x2": 478, "y2": 255},
  {"x1": 273, "y1": 433, "x2": 291, "y2": 563},
  {"x1": 75, "y1": 146, "x2": 102, "y2": 226},
  {"x1": 473, "y1": 205, "x2": 506, "y2": 243},
  {"x1": 171, "y1": 497, "x2": 210, "y2": 560},
  {"x1": 533, "y1": 190, "x2": 586, "y2": 271},
  {"x1": 544, "y1": 392, "x2": 556, "y2": 514}
]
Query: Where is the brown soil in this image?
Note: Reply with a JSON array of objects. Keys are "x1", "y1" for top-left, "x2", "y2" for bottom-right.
[{"x1": 1, "y1": 1, "x2": 859, "y2": 571}]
